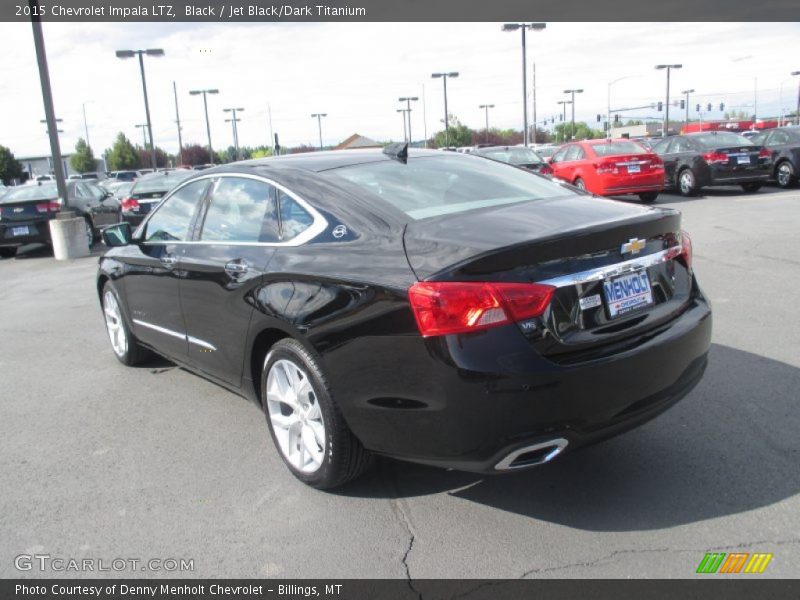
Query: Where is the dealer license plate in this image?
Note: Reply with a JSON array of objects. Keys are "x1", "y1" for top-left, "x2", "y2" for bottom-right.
[
  {"x1": 12, "y1": 226, "x2": 30, "y2": 236},
  {"x1": 603, "y1": 270, "x2": 654, "y2": 319},
  {"x1": 627, "y1": 164, "x2": 640, "y2": 173},
  {"x1": 736, "y1": 154, "x2": 751, "y2": 165}
]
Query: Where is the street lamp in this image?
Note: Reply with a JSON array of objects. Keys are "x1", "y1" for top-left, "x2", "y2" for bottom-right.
[
  {"x1": 655, "y1": 64, "x2": 682, "y2": 137},
  {"x1": 223, "y1": 108, "x2": 244, "y2": 161},
  {"x1": 311, "y1": 113, "x2": 327, "y2": 150},
  {"x1": 398, "y1": 96, "x2": 418, "y2": 146},
  {"x1": 397, "y1": 109, "x2": 409, "y2": 142},
  {"x1": 502, "y1": 23, "x2": 546, "y2": 146},
  {"x1": 681, "y1": 89, "x2": 695, "y2": 129},
  {"x1": 431, "y1": 72, "x2": 459, "y2": 147},
  {"x1": 607, "y1": 76, "x2": 638, "y2": 139},
  {"x1": 563, "y1": 89, "x2": 583, "y2": 140},
  {"x1": 479, "y1": 104, "x2": 494, "y2": 143},
  {"x1": 116, "y1": 48, "x2": 164, "y2": 169},
  {"x1": 557, "y1": 100, "x2": 572, "y2": 143},
  {"x1": 793, "y1": 71, "x2": 800, "y2": 126},
  {"x1": 189, "y1": 89, "x2": 219, "y2": 163}
]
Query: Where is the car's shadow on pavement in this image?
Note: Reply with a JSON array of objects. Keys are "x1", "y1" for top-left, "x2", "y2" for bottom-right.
[{"x1": 339, "y1": 343, "x2": 800, "y2": 531}]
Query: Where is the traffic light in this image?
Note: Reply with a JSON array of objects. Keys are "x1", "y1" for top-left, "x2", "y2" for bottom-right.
[
  {"x1": 696, "y1": 103, "x2": 701, "y2": 112},
  {"x1": 559, "y1": 114, "x2": 563, "y2": 121},
  {"x1": 657, "y1": 101, "x2": 663, "y2": 112},
  {"x1": 614, "y1": 114, "x2": 620, "y2": 124},
  {"x1": 707, "y1": 103, "x2": 712, "y2": 112},
  {"x1": 680, "y1": 99, "x2": 685, "y2": 109},
  {"x1": 596, "y1": 114, "x2": 601, "y2": 122},
  {"x1": 719, "y1": 103, "x2": 725, "y2": 112}
]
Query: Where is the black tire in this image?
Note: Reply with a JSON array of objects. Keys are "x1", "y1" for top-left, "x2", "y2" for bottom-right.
[
  {"x1": 0, "y1": 247, "x2": 17, "y2": 258},
  {"x1": 741, "y1": 182, "x2": 762, "y2": 193},
  {"x1": 775, "y1": 161, "x2": 797, "y2": 189},
  {"x1": 101, "y1": 282, "x2": 151, "y2": 366},
  {"x1": 573, "y1": 177, "x2": 586, "y2": 191},
  {"x1": 677, "y1": 168, "x2": 698, "y2": 197},
  {"x1": 83, "y1": 217, "x2": 95, "y2": 249},
  {"x1": 261, "y1": 338, "x2": 372, "y2": 489},
  {"x1": 638, "y1": 191, "x2": 659, "y2": 203}
]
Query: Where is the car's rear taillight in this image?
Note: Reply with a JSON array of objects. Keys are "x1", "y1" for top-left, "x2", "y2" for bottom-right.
[
  {"x1": 649, "y1": 156, "x2": 664, "y2": 170},
  {"x1": 594, "y1": 161, "x2": 618, "y2": 174},
  {"x1": 702, "y1": 151, "x2": 728, "y2": 164},
  {"x1": 758, "y1": 148, "x2": 771, "y2": 159},
  {"x1": 408, "y1": 281, "x2": 555, "y2": 337},
  {"x1": 121, "y1": 198, "x2": 139, "y2": 212},
  {"x1": 35, "y1": 199, "x2": 62, "y2": 213},
  {"x1": 678, "y1": 230, "x2": 693, "y2": 272},
  {"x1": 539, "y1": 164, "x2": 553, "y2": 175}
]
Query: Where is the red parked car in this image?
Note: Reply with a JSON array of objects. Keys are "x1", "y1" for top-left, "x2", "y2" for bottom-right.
[{"x1": 549, "y1": 139, "x2": 665, "y2": 202}]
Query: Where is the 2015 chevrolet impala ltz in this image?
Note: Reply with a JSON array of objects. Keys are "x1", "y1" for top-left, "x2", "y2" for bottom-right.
[{"x1": 97, "y1": 146, "x2": 712, "y2": 489}]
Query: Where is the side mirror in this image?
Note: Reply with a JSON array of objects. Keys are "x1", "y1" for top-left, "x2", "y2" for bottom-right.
[{"x1": 101, "y1": 222, "x2": 132, "y2": 247}]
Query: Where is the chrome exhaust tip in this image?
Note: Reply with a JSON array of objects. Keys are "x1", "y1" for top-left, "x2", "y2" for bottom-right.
[{"x1": 494, "y1": 438, "x2": 569, "y2": 471}]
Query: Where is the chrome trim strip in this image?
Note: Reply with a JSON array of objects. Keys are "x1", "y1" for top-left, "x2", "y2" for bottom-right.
[
  {"x1": 494, "y1": 438, "x2": 569, "y2": 471},
  {"x1": 135, "y1": 172, "x2": 328, "y2": 248},
  {"x1": 133, "y1": 319, "x2": 217, "y2": 351},
  {"x1": 538, "y1": 246, "x2": 681, "y2": 289}
]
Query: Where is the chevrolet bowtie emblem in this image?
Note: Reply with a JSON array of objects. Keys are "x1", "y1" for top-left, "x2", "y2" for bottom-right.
[{"x1": 621, "y1": 238, "x2": 646, "y2": 255}]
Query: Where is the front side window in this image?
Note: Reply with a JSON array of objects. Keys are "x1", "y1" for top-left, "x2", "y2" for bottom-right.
[
  {"x1": 145, "y1": 180, "x2": 209, "y2": 242},
  {"x1": 200, "y1": 177, "x2": 279, "y2": 243}
]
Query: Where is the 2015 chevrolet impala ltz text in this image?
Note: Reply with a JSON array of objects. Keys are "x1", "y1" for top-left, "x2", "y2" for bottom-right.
[{"x1": 96, "y1": 147, "x2": 712, "y2": 489}]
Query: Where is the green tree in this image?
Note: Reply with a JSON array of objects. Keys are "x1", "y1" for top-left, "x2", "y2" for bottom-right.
[
  {"x1": 0, "y1": 145, "x2": 24, "y2": 184},
  {"x1": 70, "y1": 138, "x2": 96, "y2": 173},
  {"x1": 250, "y1": 147, "x2": 274, "y2": 159},
  {"x1": 553, "y1": 122, "x2": 604, "y2": 142},
  {"x1": 433, "y1": 114, "x2": 473, "y2": 148},
  {"x1": 106, "y1": 133, "x2": 139, "y2": 170}
]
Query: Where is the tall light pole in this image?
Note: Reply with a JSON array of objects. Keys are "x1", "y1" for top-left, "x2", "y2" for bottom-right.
[
  {"x1": 398, "y1": 96, "x2": 418, "y2": 146},
  {"x1": 681, "y1": 89, "x2": 695, "y2": 129},
  {"x1": 793, "y1": 71, "x2": 800, "y2": 126},
  {"x1": 116, "y1": 48, "x2": 164, "y2": 170},
  {"x1": 81, "y1": 102, "x2": 92, "y2": 148},
  {"x1": 311, "y1": 113, "x2": 327, "y2": 150},
  {"x1": 557, "y1": 100, "x2": 571, "y2": 142},
  {"x1": 607, "y1": 76, "x2": 638, "y2": 139},
  {"x1": 172, "y1": 82, "x2": 183, "y2": 166},
  {"x1": 502, "y1": 23, "x2": 546, "y2": 146},
  {"x1": 431, "y1": 72, "x2": 459, "y2": 148},
  {"x1": 223, "y1": 107, "x2": 244, "y2": 160},
  {"x1": 397, "y1": 109, "x2": 408, "y2": 142},
  {"x1": 479, "y1": 104, "x2": 494, "y2": 143},
  {"x1": 135, "y1": 123, "x2": 149, "y2": 149},
  {"x1": 563, "y1": 89, "x2": 583, "y2": 140},
  {"x1": 189, "y1": 88, "x2": 219, "y2": 163},
  {"x1": 655, "y1": 64, "x2": 682, "y2": 138}
]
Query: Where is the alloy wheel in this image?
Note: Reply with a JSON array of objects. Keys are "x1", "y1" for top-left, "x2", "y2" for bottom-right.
[
  {"x1": 103, "y1": 290, "x2": 128, "y2": 357},
  {"x1": 679, "y1": 171, "x2": 694, "y2": 195},
  {"x1": 777, "y1": 163, "x2": 793, "y2": 187},
  {"x1": 266, "y1": 359, "x2": 326, "y2": 474},
  {"x1": 85, "y1": 220, "x2": 93, "y2": 249}
]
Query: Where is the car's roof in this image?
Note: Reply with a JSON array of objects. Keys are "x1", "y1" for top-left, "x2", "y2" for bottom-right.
[{"x1": 233, "y1": 148, "x2": 444, "y2": 173}]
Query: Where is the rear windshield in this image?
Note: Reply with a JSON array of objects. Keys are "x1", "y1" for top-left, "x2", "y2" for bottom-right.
[
  {"x1": 478, "y1": 147, "x2": 544, "y2": 165},
  {"x1": 132, "y1": 173, "x2": 193, "y2": 194},
  {"x1": 692, "y1": 132, "x2": 753, "y2": 148},
  {"x1": 592, "y1": 141, "x2": 648, "y2": 156},
  {"x1": 0, "y1": 183, "x2": 59, "y2": 203},
  {"x1": 325, "y1": 154, "x2": 576, "y2": 220}
]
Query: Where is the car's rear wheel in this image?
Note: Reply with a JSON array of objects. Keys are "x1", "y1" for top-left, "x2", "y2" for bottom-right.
[
  {"x1": 84, "y1": 218, "x2": 94, "y2": 249},
  {"x1": 0, "y1": 247, "x2": 17, "y2": 258},
  {"x1": 638, "y1": 192, "x2": 658, "y2": 203},
  {"x1": 262, "y1": 338, "x2": 372, "y2": 489},
  {"x1": 776, "y1": 161, "x2": 796, "y2": 188},
  {"x1": 677, "y1": 168, "x2": 697, "y2": 197},
  {"x1": 741, "y1": 182, "x2": 762, "y2": 193},
  {"x1": 102, "y1": 283, "x2": 150, "y2": 366},
  {"x1": 573, "y1": 177, "x2": 586, "y2": 191}
]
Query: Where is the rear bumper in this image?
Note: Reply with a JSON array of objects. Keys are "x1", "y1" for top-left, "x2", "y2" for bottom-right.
[
  {"x1": 595, "y1": 173, "x2": 664, "y2": 196},
  {"x1": 330, "y1": 287, "x2": 712, "y2": 473},
  {"x1": 0, "y1": 221, "x2": 52, "y2": 247},
  {"x1": 703, "y1": 163, "x2": 771, "y2": 186}
]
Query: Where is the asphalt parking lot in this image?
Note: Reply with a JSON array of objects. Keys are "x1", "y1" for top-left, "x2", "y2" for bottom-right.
[{"x1": 1, "y1": 185, "x2": 798, "y2": 580}]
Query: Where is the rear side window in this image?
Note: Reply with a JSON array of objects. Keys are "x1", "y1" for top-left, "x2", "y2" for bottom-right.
[
  {"x1": 592, "y1": 141, "x2": 648, "y2": 156},
  {"x1": 278, "y1": 191, "x2": 313, "y2": 240},
  {"x1": 145, "y1": 180, "x2": 209, "y2": 242},
  {"x1": 200, "y1": 177, "x2": 280, "y2": 243}
]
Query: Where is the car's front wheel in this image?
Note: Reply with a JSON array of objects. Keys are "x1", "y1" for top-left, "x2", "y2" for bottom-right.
[
  {"x1": 262, "y1": 338, "x2": 372, "y2": 489},
  {"x1": 775, "y1": 161, "x2": 796, "y2": 188},
  {"x1": 638, "y1": 191, "x2": 659, "y2": 203},
  {"x1": 677, "y1": 168, "x2": 697, "y2": 196},
  {"x1": 102, "y1": 283, "x2": 150, "y2": 366}
]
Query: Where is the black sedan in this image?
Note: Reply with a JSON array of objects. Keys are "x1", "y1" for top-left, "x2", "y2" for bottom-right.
[
  {"x1": 748, "y1": 126, "x2": 800, "y2": 188},
  {"x1": 0, "y1": 181, "x2": 119, "y2": 258},
  {"x1": 651, "y1": 131, "x2": 771, "y2": 196},
  {"x1": 472, "y1": 145, "x2": 553, "y2": 174},
  {"x1": 97, "y1": 148, "x2": 712, "y2": 489},
  {"x1": 119, "y1": 170, "x2": 194, "y2": 226}
]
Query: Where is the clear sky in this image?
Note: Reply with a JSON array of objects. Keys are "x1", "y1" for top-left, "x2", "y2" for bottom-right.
[{"x1": 1, "y1": 21, "x2": 799, "y2": 157}]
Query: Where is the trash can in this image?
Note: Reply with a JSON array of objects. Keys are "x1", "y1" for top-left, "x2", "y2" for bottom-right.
[{"x1": 49, "y1": 211, "x2": 90, "y2": 260}]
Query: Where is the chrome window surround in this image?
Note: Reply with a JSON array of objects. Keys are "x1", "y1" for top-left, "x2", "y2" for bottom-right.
[
  {"x1": 135, "y1": 172, "x2": 328, "y2": 247},
  {"x1": 537, "y1": 245, "x2": 682, "y2": 289}
]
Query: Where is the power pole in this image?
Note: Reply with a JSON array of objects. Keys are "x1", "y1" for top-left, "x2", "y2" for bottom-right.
[{"x1": 173, "y1": 81, "x2": 184, "y2": 165}]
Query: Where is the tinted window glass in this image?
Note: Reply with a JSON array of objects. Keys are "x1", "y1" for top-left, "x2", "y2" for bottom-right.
[
  {"x1": 477, "y1": 147, "x2": 543, "y2": 166},
  {"x1": 651, "y1": 139, "x2": 671, "y2": 154},
  {"x1": 750, "y1": 132, "x2": 768, "y2": 145},
  {"x1": 278, "y1": 191, "x2": 314, "y2": 239},
  {"x1": 326, "y1": 154, "x2": 578, "y2": 221},
  {"x1": 133, "y1": 172, "x2": 194, "y2": 195},
  {"x1": 768, "y1": 130, "x2": 790, "y2": 145},
  {"x1": 592, "y1": 141, "x2": 648, "y2": 156},
  {"x1": 145, "y1": 180, "x2": 208, "y2": 242},
  {"x1": 201, "y1": 177, "x2": 279, "y2": 243},
  {"x1": 551, "y1": 148, "x2": 567, "y2": 163},
  {"x1": 692, "y1": 132, "x2": 753, "y2": 149},
  {"x1": 0, "y1": 183, "x2": 58, "y2": 203},
  {"x1": 672, "y1": 138, "x2": 694, "y2": 153}
]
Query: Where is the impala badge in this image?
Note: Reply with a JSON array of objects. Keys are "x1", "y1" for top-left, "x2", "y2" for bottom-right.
[{"x1": 621, "y1": 238, "x2": 646, "y2": 255}]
